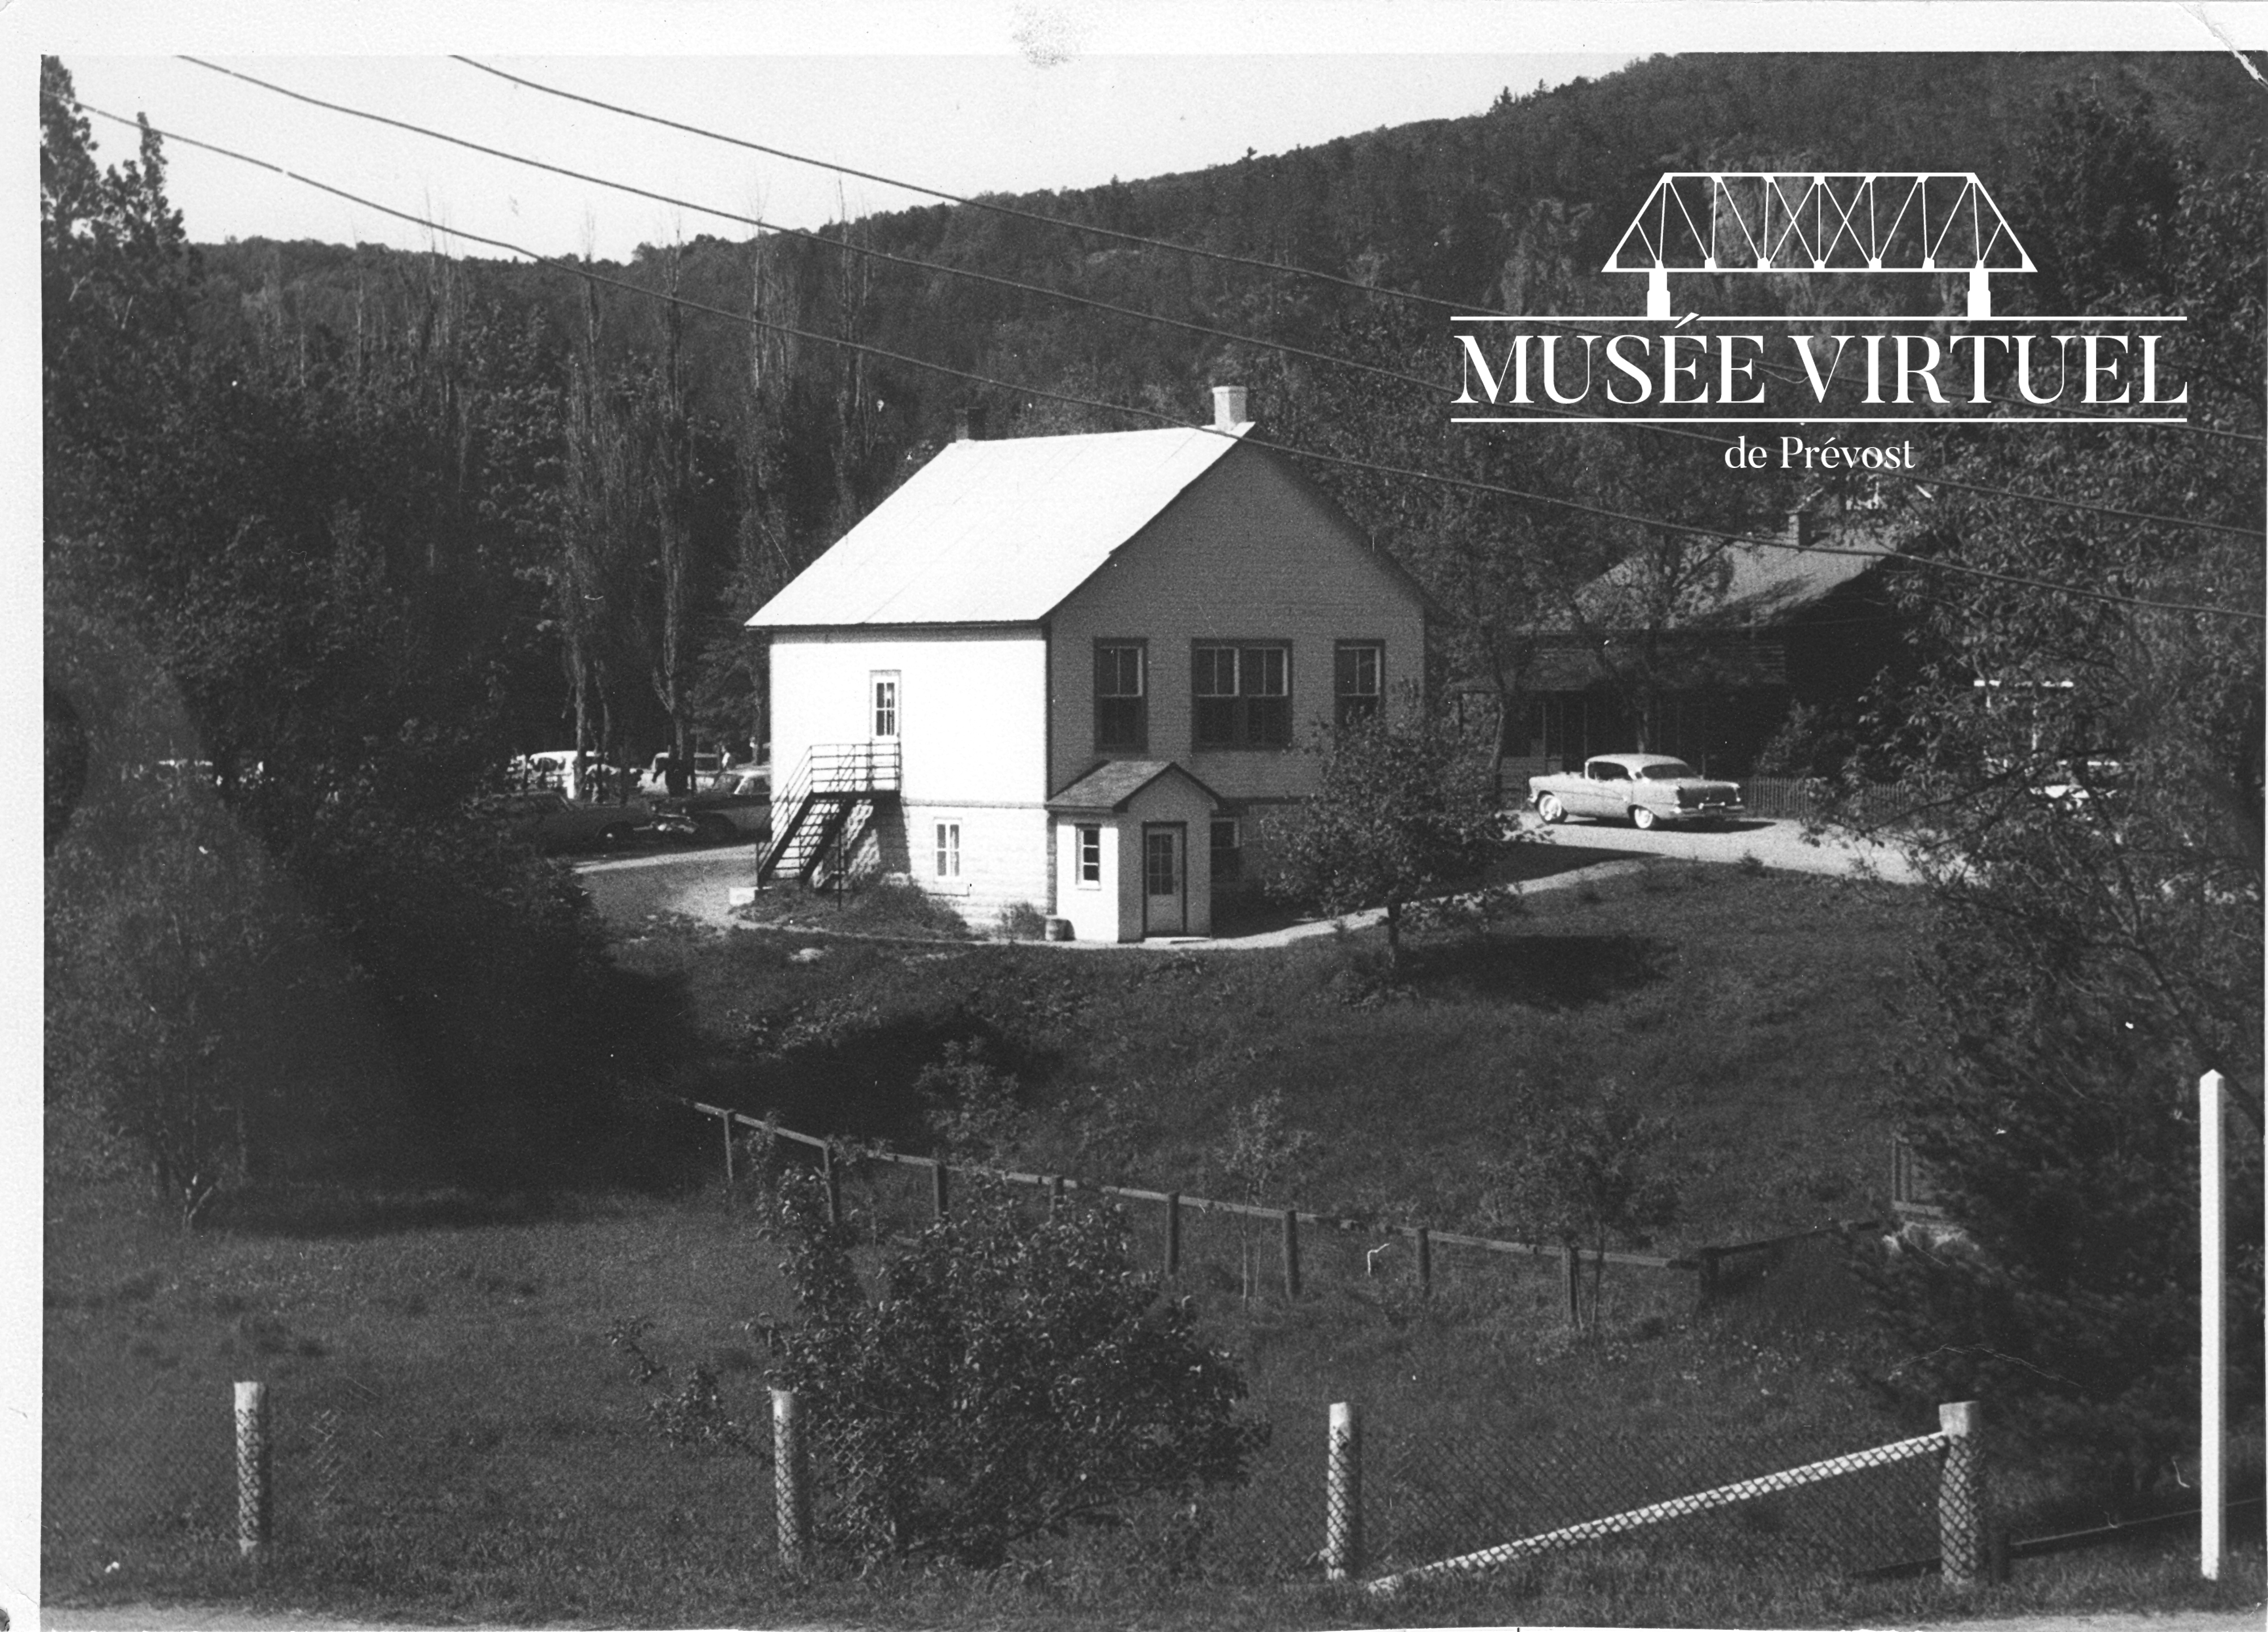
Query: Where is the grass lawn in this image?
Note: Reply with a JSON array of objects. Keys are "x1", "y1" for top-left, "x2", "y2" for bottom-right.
[
  {"x1": 45, "y1": 1175, "x2": 2265, "y2": 1627},
  {"x1": 623, "y1": 858, "x2": 1924, "y2": 1247},
  {"x1": 51, "y1": 856, "x2": 2260, "y2": 1624}
]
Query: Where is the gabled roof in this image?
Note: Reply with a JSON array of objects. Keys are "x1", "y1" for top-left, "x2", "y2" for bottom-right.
[
  {"x1": 750, "y1": 423, "x2": 1253, "y2": 629},
  {"x1": 1046, "y1": 759, "x2": 1221, "y2": 813},
  {"x1": 1571, "y1": 526, "x2": 1897, "y2": 630}
]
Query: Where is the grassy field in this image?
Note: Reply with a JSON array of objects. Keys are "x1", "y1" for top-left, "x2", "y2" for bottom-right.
[
  {"x1": 48, "y1": 856, "x2": 2262, "y2": 1624},
  {"x1": 624, "y1": 858, "x2": 1924, "y2": 1247}
]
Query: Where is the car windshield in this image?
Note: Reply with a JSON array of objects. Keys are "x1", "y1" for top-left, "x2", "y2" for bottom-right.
[{"x1": 1637, "y1": 761, "x2": 1699, "y2": 781}]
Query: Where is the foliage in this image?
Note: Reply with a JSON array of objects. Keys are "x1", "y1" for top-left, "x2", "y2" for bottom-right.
[
  {"x1": 916, "y1": 1039, "x2": 1029, "y2": 1163},
  {"x1": 1264, "y1": 703, "x2": 1509, "y2": 965},
  {"x1": 767, "y1": 1172, "x2": 1265, "y2": 1567},
  {"x1": 1217, "y1": 1089, "x2": 1320, "y2": 1206},
  {"x1": 1483, "y1": 1087, "x2": 1679, "y2": 1328},
  {"x1": 608, "y1": 1317, "x2": 759, "y2": 1454},
  {"x1": 1854, "y1": 90, "x2": 2265, "y2": 1501}
]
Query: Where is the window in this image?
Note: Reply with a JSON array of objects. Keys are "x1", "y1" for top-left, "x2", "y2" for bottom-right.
[
  {"x1": 934, "y1": 821, "x2": 960, "y2": 878},
  {"x1": 1076, "y1": 824, "x2": 1103, "y2": 887},
  {"x1": 1094, "y1": 642, "x2": 1146, "y2": 751},
  {"x1": 1192, "y1": 643, "x2": 1291, "y2": 748},
  {"x1": 871, "y1": 672, "x2": 900, "y2": 738},
  {"x1": 1335, "y1": 643, "x2": 1382, "y2": 727},
  {"x1": 1210, "y1": 818, "x2": 1243, "y2": 884}
]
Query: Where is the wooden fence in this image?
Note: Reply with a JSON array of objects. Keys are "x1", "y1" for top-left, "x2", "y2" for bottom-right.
[{"x1": 679, "y1": 1097, "x2": 1878, "y2": 1311}]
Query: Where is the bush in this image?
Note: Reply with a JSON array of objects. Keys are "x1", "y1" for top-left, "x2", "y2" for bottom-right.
[{"x1": 768, "y1": 1173, "x2": 1266, "y2": 1567}]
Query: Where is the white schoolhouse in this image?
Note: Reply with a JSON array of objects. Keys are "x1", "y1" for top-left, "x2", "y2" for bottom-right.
[{"x1": 747, "y1": 386, "x2": 1428, "y2": 940}]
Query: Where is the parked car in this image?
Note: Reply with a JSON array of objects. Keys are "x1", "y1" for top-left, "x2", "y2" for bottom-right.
[
  {"x1": 475, "y1": 789, "x2": 646, "y2": 853},
  {"x1": 645, "y1": 750, "x2": 725, "y2": 793},
  {"x1": 652, "y1": 768, "x2": 771, "y2": 844},
  {"x1": 1528, "y1": 754, "x2": 1744, "y2": 830},
  {"x1": 508, "y1": 750, "x2": 633, "y2": 798}
]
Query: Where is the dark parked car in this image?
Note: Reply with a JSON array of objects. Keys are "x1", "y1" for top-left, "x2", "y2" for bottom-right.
[
  {"x1": 474, "y1": 790, "x2": 647, "y2": 853},
  {"x1": 653, "y1": 768, "x2": 771, "y2": 845}
]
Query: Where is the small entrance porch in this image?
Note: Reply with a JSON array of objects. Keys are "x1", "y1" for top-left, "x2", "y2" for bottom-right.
[{"x1": 1046, "y1": 760, "x2": 1221, "y2": 942}]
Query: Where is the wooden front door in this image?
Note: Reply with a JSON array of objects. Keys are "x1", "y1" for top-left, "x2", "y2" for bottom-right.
[{"x1": 1141, "y1": 823, "x2": 1185, "y2": 937}]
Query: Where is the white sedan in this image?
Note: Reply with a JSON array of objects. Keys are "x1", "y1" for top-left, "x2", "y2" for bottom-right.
[{"x1": 1529, "y1": 754, "x2": 1744, "y2": 830}]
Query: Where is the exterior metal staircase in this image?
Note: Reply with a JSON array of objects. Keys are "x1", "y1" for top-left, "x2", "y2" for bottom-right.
[{"x1": 757, "y1": 741, "x2": 902, "y2": 887}]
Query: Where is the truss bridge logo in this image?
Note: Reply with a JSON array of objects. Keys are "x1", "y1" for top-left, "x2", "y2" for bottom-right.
[{"x1": 1451, "y1": 170, "x2": 2187, "y2": 432}]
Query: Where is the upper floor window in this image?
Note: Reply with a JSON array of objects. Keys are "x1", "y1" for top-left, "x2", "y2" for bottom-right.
[
  {"x1": 1335, "y1": 643, "x2": 1382, "y2": 728},
  {"x1": 1095, "y1": 642, "x2": 1146, "y2": 751},
  {"x1": 1192, "y1": 643, "x2": 1290, "y2": 749},
  {"x1": 871, "y1": 672, "x2": 900, "y2": 738}
]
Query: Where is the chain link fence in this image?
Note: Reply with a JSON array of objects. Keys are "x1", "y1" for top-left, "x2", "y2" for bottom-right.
[{"x1": 50, "y1": 1362, "x2": 1985, "y2": 1599}]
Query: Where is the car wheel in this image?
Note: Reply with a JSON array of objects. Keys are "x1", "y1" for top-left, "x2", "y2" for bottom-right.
[
  {"x1": 1630, "y1": 806, "x2": 1658, "y2": 831},
  {"x1": 1536, "y1": 793, "x2": 1567, "y2": 824}
]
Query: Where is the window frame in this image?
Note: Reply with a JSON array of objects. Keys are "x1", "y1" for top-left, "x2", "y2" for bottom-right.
[
  {"x1": 1191, "y1": 641, "x2": 1293, "y2": 750},
  {"x1": 1075, "y1": 823, "x2": 1103, "y2": 888},
  {"x1": 1093, "y1": 639, "x2": 1148, "y2": 753},
  {"x1": 871, "y1": 671, "x2": 901, "y2": 740},
  {"x1": 934, "y1": 820, "x2": 960, "y2": 878},
  {"x1": 1334, "y1": 641, "x2": 1384, "y2": 728}
]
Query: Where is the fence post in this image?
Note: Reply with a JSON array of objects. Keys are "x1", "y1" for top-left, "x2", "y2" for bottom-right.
[
  {"x1": 2201, "y1": 1068, "x2": 2227, "y2": 1581},
  {"x1": 1282, "y1": 1209, "x2": 1301, "y2": 1301},
  {"x1": 1325, "y1": 1400, "x2": 1363, "y2": 1582},
  {"x1": 1415, "y1": 1226, "x2": 1432, "y2": 1298},
  {"x1": 773, "y1": 1388, "x2": 812, "y2": 1570},
  {"x1": 1165, "y1": 1192, "x2": 1182, "y2": 1277},
  {"x1": 821, "y1": 1144, "x2": 843, "y2": 1228},
  {"x1": 234, "y1": 1380, "x2": 270, "y2": 1563},
  {"x1": 1049, "y1": 1175, "x2": 1066, "y2": 1218},
  {"x1": 720, "y1": 1110, "x2": 737, "y2": 1184},
  {"x1": 1695, "y1": 1246, "x2": 1724, "y2": 1302},
  {"x1": 1938, "y1": 1399, "x2": 1985, "y2": 1585},
  {"x1": 1564, "y1": 1247, "x2": 1582, "y2": 1329},
  {"x1": 931, "y1": 1159, "x2": 950, "y2": 1219}
]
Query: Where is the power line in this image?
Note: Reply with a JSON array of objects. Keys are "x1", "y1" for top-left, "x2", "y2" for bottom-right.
[
  {"x1": 54, "y1": 92, "x2": 2266, "y2": 628},
  {"x1": 452, "y1": 55, "x2": 2265, "y2": 453},
  {"x1": 188, "y1": 58, "x2": 2265, "y2": 544},
  {"x1": 176, "y1": 57, "x2": 1436, "y2": 404}
]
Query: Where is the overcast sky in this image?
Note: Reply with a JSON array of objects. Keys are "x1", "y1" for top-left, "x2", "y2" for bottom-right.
[{"x1": 39, "y1": 4, "x2": 2263, "y2": 265}]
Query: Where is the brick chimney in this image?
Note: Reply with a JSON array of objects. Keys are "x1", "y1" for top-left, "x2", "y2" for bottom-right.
[{"x1": 1212, "y1": 384, "x2": 1249, "y2": 432}]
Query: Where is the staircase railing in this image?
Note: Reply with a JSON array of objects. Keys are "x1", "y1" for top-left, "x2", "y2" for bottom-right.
[{"x1": 758, "y1": 741, "x2": 902, "y2": 884}]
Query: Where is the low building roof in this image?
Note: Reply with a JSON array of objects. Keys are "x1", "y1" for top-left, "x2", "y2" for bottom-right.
[
  {"x1": 1572, "y1": 527, "x2": 1897, "y2": 630},
  {"x1": 1046, "y1": 759, "x2": 1221, "y2": 813},
  {"x1": 749, "y1": 423, "x2": 1253, "y2": 629}
]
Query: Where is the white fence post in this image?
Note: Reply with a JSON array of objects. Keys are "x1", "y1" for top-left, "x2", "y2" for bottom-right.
[
  {"x1": 1938, "y1": 1399, "x2": 1984, "y2": 1584},
  {"x1": 772, "y1": 1388, "x2": 811, "y2": 1570},
  {"x1": 1325, "y1": 1401, "x2": 1362, "y2": 1582},
  {"x1": 234, "y1": 1380, "x2": 271, "y2": 1562},
  {"x1": 2201, "y1": 1069, "x2": 2227, "y2": 1581}
]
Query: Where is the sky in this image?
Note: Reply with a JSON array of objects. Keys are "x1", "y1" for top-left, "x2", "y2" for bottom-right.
[{"x1": 37, "y1": 5, "x2": 2268, "y2": 265}]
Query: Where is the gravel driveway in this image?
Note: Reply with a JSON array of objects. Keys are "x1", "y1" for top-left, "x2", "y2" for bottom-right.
[{"x1": 1512, "y1": 811, "x2": 1927, "y2": 885}]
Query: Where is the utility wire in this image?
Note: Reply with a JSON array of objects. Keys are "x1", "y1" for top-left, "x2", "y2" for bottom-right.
[
  {"x1": 56, "y1": 92, "x2": 2266, "y2": 627},
  {"x1": 454, "y1": 54, "x2": 2265, "y2": 451},
  {"x1": 191, "y1": 58, "x2": 2263, "y2": 543}
]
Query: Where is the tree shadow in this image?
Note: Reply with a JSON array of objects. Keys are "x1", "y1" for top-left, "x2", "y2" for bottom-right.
[{"x1": 1404, "y1": 933, "x2": 1669, "y2": 1010}]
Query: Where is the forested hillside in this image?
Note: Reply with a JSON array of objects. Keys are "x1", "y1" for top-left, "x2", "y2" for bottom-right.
[{"x1": 159, "y1": 50, "x2": 2262, "y2": 761}]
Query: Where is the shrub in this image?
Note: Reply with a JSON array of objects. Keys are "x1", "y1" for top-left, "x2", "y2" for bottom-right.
[
  {"x1": 995, "y1": 900, "x2": 1049, "y2": 940},
  {"x1": 768, "y1": 1173, "x2": 1266, "y2": 1567}
]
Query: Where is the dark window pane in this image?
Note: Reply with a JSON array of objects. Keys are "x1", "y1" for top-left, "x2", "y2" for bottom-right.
[
  {"x1": 1248, "y1": 696, "x2": 1291, "y2": 746},
  {"x1": 1196, "y1": 695, "x2": 1238, "y2": 746}
]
